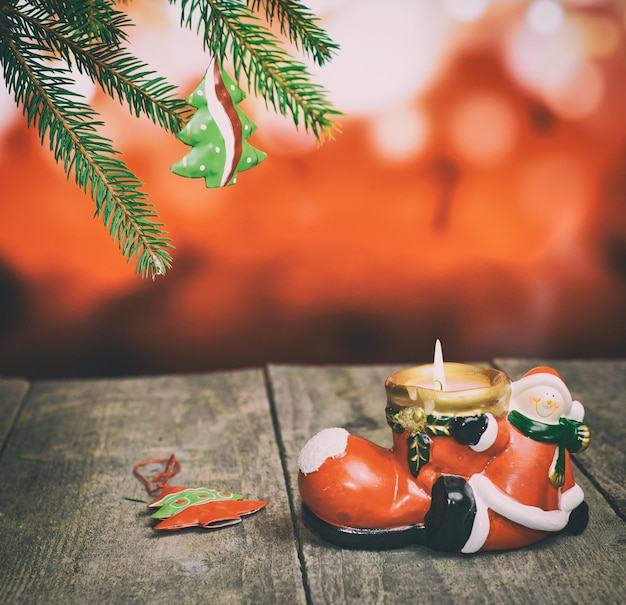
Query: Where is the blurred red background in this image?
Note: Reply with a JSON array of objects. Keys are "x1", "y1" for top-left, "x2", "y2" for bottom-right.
[{"x1": 1, "y1": 0, "x2": 625, "y2": 379}]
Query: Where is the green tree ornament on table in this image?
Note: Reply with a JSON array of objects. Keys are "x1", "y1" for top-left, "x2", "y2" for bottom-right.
[
  {"x1": 149, "y1": 486, "x2": 267, "y2": 531},
  {"x1": 171, "y1": 59, "x2": 266, "y2": 187}
]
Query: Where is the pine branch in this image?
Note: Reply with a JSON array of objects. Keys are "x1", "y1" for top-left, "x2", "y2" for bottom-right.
[
  {"x1": 4, "y1": 2, "x2": 193, "y2": 133},
  {"x1": 39, "y1": 0, "x2": 130, "y2": 45},
  {"x1": 248, "y1": 0, "x2": 339, "y2": 66},
  {"x1": 173, "y1": 0, "x2": 340, "y2": 139},
  {"x1": 0, "y1": 3, "x2": 173, "y2": 278}
]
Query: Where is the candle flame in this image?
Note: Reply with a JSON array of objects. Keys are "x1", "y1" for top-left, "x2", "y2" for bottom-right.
[{"x1": 433, "y1": 339, "x2": 446, "y2": 390}]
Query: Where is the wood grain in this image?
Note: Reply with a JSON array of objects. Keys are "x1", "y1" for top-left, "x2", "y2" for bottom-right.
[
  {"x1": 269, "y1": 363, "x2": 626, "y2": 605},
  {"x1": 0, "y1": 378, "x2": 29, "y2": 450},
  {"x1": 0, "y1": 371, "x2": 305, "y2": 605}
]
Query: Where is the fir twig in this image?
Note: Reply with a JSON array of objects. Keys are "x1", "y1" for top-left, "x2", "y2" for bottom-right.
[
  {"x1": 248, "y1": 0, "x2": 339, "y2": 66},
  {"x1": 5, "y1": 2, "x2": 193, "y2": 133},
  {"x1": 174, "y1": 0, "x2": 341, "y2": 139},
  {"x1": 40, "y1": 0, "x2": 131, "y2": 46},
  {"x1": 0, "y1": 2, "x2": 174, "y2": 278}
]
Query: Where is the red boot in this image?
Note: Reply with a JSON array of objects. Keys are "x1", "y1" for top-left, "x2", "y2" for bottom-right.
[
  {"x1": 297, "y1": 363, "x2": 512, "y2": 550},
  {"x1": 298, "y1": 427, "x2": 431, "y2": 547}
]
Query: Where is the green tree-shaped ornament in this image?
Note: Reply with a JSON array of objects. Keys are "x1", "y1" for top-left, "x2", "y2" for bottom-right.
[{"x1": 171, "y1": 59, "x2": 266, "y2": 187}]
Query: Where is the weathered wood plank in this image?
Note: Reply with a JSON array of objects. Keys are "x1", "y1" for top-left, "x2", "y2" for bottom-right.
[
  {"x1": 0, "y1": 371, "x2": 305, "y2": 605},
  {"x1": 0, "y1": 378, "x2": 29, "y2": 449},
  {"x1": 495, "y1": 359, "x2": 626, "y2": 521},
  {"x1": 269, "y1": 364, "x2": 626, "y2": 605}
]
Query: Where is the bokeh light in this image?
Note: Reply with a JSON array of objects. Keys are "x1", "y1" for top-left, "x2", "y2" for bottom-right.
[
  {"x1": 444, "y1": 0, "x2": 489, "y2": 23},
  {"x1": 448, "y1": 92, "x2": 518, "y2": 165},
  {"x1": 526, "y1": 0, "x2": 565, "y2": 36},
  {"x1": 543, "y1": 58, "x2": 605, "y2": 119},
  {"x1": 370, "y1": 103, "x2": 429, "y2": 161}
]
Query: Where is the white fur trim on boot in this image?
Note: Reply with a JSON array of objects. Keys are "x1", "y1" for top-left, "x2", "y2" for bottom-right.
[{"x1": 297, "y1": 427, "x2": 350, "y2": 475}]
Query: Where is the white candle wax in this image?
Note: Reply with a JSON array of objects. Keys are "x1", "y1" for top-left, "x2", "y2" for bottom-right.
[{"x1": 405, "y1": 377, "x2": 485, "y2": 391}]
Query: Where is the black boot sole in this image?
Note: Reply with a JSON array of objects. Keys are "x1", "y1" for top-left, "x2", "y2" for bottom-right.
[{"x1": 301, "y1": 504, "x2": 427, "y2": 550}]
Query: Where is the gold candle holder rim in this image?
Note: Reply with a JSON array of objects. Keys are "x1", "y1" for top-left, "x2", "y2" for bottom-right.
[{"x1": 385, "y1": 362, "x2": 511, "y2": 417}]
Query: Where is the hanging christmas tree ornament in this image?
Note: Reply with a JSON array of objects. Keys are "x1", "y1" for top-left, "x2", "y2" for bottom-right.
[
  {"x1": 133, "y1": 455, "x2": 268, "y2": 531},
  {"x1": 171, "y1": 59, "x2": 267, "y2": 187}
]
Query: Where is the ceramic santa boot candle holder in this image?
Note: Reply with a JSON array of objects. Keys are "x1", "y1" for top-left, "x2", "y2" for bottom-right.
[{"x1": 298, "y1": 356, "x2": 590, "y2": 553}]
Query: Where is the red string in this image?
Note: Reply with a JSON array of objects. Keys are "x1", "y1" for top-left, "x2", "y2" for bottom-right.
[{"x1": 133, "y1": 454, "x2": 181, "y2": 497}]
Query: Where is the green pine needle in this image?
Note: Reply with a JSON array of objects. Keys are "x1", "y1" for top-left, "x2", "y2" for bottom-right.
[
  {"x1": 41, "y1": 0, "x2": 131, "y2": 46},
  {"x1": 12, "y1": 4, "x2": 193, "y2": 132},
  {"x1": 248, "y1": 0, "x2": 339, "y2": 66}
]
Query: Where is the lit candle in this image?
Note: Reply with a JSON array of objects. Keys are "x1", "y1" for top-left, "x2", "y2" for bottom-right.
[
  {"x1": 433, "y1": 339, "x2": 446, "y2": 391},
  {"x1": 385, "y1": 342, "x2": 511, "y2": 417},
  {"x1": 406, "y1": 340, "x2": 483, "y2": 392}
]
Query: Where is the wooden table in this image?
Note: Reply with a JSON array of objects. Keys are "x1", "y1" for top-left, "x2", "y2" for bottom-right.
[{"x1": 1, "y1": 360, "x2": 625, "y2": 604}]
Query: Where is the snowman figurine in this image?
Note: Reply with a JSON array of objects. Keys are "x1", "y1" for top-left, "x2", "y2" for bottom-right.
[{"x1": 455, "y1": 366, "x2": 591, "y2": 552}]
